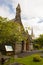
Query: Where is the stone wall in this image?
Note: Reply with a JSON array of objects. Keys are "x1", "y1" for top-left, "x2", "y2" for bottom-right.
[
  {"x1": 15, "y1": 43, "x2": 22, "y2": 54},
  {"x1": 14, "y1": 42, "x2": 26, "y2": 54},
  {"x1": 29, "y1": 43, "x2": 33, "y2": 51}
]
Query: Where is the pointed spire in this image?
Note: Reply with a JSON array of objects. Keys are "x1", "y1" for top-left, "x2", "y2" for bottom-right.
[
  {"x1": 16, "y1": 3, "x2": 20, "y2": 9},
  {"x1": 31, "y1": 27, "x2": 34, "y2": 39},
  {"x1": 16, "y1": 3, "x2": 21, "y2": 13},
  {"x1": 15, "y1": 3, "x2": 22, "y2": 24}
]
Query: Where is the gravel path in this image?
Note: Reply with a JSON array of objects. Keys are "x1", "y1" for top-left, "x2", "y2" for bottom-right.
[{"x1": 17, "y1": 50, "x2": 43, "y2": 58}]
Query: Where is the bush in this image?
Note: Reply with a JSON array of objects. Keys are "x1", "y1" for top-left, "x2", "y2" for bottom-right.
[
  {"x1": 33, "y1": 44, "x2": 40, "y2": 49},
  {"x1": 33, "y1": 54, "x2": 41, "y2": 62}
]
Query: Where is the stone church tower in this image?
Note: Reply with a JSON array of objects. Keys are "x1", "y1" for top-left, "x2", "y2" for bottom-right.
[
  {"x1": 15, "y1": 4, "x2": 22, "y2": 25},
  {"x1": 31, "y1": 27, "x2": 34, "y2": 39}
]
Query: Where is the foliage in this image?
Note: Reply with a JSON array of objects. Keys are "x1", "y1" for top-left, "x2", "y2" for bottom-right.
[
  {"x1": 4, "y1": 54, "x2": 43, "y2": 65},
  {"x1": 0, "y1": 17, "x2": 27, "y2": 44},
  {"x1": 33, "y1": 44, "x2": 40, "y2": 49},
  {"x1": 33, "y1": 34, "x2": 43, "y2": 47},
  {"x1": 33, "y1": 54, "x2": 41, "y2": 62}
]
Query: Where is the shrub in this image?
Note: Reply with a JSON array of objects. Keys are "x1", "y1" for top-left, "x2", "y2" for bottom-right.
[
  {"x1": 33, "y1": 44, "x2": 40, "y2": 49},
  {"x1": 33, "y1": 54, "x2": 41, "y2": 62}
]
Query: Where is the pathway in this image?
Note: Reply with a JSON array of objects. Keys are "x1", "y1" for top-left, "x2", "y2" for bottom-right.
[{"x1": 17, "y1": 50, "x2": 43, "y2": 58}]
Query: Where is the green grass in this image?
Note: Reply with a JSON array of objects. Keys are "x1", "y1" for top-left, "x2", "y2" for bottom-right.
[
  {"x1": 39, "y1": 48, "x2": 43, "y2": 50},
  {"x1": 4, "y1": 54, "x2": 43, "y2": 65}
]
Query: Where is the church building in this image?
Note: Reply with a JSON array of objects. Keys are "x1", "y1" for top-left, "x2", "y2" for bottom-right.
[
  {"x1": 10, "y1": 4, "x2": 33, "y2": 54},
  {"x1": 0, "y1": 4, "x2": 33, "y2": 55}
]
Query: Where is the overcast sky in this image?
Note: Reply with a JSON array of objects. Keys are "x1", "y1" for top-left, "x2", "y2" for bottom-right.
[{"x1": 0, "y1": 0, "x2": 43, "y2": 37}]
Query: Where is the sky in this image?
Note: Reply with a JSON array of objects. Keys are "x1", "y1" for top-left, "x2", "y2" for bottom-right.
[{"x1": 0, "y1": 0, "x2": 43, "y2": 37}]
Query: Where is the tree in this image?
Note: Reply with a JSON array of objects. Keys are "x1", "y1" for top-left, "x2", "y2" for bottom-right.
[
  {"x1": 33, "y1": 34, "x2": 43, "y2": 47},
  {"x1": 0, "y1": 17, "x2": 27, "y2": 45}
]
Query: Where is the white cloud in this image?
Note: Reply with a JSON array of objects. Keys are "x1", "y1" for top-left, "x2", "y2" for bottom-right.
[
  {"x1": 1, "y1": 0, "x2": 43, "y2": 19},
  {"x1": 0, "y1": 5, "x2": 14, "y2": 19},
  {"x1": 22, "y1": 17, "x2": 43, "y2": 37},
  {"x1": 0, "y1": 0, "x2": 43, "y2": 37},
  {"x1": 11, "y1": 0, "x2": 43, "y2": 19}
]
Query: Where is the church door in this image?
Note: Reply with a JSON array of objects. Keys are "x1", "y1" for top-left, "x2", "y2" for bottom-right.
[
  {"x1": 26, "y1": 39, "x2": 29, "y2": 51},
  {"x1": 21, "y1": 41, "x2": 24, "y2": 53}
]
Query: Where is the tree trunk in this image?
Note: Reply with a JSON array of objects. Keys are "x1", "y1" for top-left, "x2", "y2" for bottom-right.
[{"x1": 13, "y1": 43, "x2": 16, "y2": 54}]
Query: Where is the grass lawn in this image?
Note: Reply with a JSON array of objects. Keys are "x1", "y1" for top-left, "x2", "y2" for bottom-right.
[
  {"x1": 39, "y1": 48, "x2": 43, "y2": 50},
  {"x1": 4, "y1": 54, "x2": 43, "y2": 65}
]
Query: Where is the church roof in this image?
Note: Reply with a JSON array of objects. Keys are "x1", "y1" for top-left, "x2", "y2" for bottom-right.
[{"x1": 9, "y1": 18, "x2": 22, "y2": 25}]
